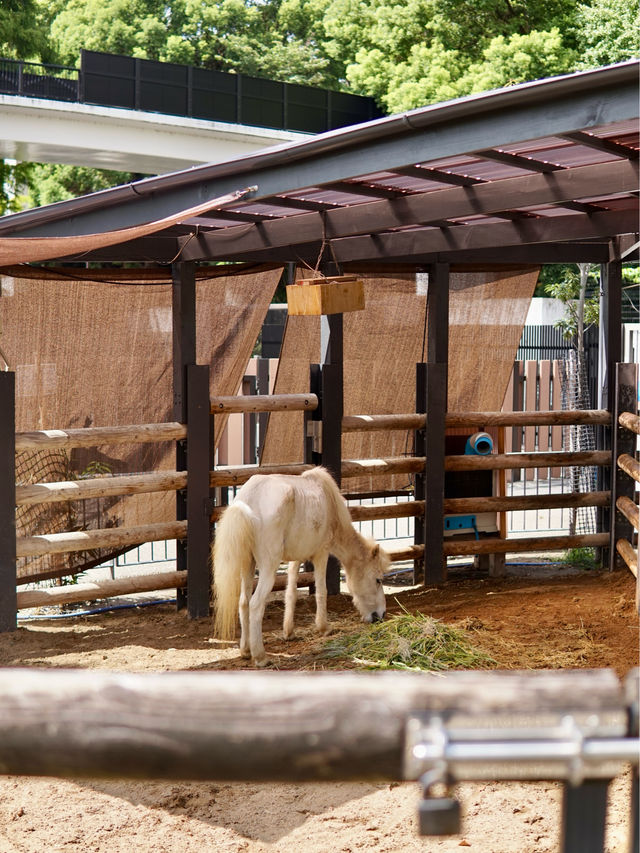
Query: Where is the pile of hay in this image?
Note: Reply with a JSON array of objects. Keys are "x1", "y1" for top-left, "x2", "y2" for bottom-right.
[{"x1": 323, "y1": 611, "x2": 496, "y2": 671}]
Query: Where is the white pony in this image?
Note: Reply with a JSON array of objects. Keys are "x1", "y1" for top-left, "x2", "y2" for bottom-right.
[{"x1": 212, "y1": 466, "x2": 389, "y2": 666}]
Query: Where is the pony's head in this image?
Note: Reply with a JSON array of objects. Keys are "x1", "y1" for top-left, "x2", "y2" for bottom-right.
[{"x1": 346, "y1": 541, "x2": 389, "y2": 624}]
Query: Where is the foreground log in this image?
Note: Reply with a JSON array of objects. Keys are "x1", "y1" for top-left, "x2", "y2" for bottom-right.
[
  {"x1": 618, "y1": 453, "x2": 640, "y2": 485},
  {"x1": 0, "y1": 668, "x2": 625, "y2": 782},
  {"x1": 446, "y1": 410, "x2": 610, "y2": 428}
]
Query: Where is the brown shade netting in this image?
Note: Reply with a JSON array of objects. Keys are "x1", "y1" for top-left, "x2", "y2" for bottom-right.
[
  {"x1": 261, "y1": 268, "x2": 538, "y2": 494},
  {"x1": 1, "y1": 264, "x2": 281, "y2": 583}
]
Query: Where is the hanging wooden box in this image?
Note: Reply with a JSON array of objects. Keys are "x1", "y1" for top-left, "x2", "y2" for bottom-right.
[{"x1": 286, "y1": 275, "x2": 365, "y2": 316}]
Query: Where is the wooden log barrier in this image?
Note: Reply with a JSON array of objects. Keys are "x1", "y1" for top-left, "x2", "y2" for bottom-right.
[
  {"x1": 16, "y1": 471, "x2": 188, "y2": 506},
  {"x1": 342, "y1": 410, "x2": 611, "y2": 433},
  {"x1": 616, "y1": 539, "x2": 638, "y2": 579},
  {"x1": 17, "y1": 571, "x2": 188, "y2": 609},
  {"x1": 618, "y1": 453, "x2": 640, "y2": 485},
  {"x1": 443, "y1": 532, "x2": 609, "y2": 557},
  {"x1": 15, "y1": 422, "x2": 187, "y2": 452},
  {"x1": 443, "y1": 492, "x2": 610, "y2": 514},
  {"x1": 0, "y1": 668, "x2": 624, "y2": 782},
  {"x1": 445, "y1": 410, "x2": 610, "y2": 428},
  {"x1": 341, "y1": 457, "x2": 426, "y2": 478},
  {"x1": 16, "y1": 569, "x2": 317, "y2": 611},
  {"x1": 619, "y1": 411, "x2": 640, "y2": 436},
  {"x1": 16, "y1": 521, "x2": 188, "y2": 558},
  {"x1": 210, "y1": 393, "x2": 318, "y2": 414},
  {"x1": 616, "y1": 496, "x2": 640, "y2": 532},
  {"x1": 210, "y1": 463, "x2": 312, "y2": 488},
  {"x1": 445, "y1": 450, "x2": 610, "y2": 471}
]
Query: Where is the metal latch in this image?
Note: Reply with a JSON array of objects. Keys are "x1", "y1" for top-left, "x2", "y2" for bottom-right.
[
  {"x1": 404, "y1": 711, "x2": 638, "y2": 837},
  {"x1": 306, "y1": 420, "x2": 322, "y2": 453}
]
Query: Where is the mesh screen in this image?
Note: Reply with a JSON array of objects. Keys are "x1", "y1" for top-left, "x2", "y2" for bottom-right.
[
  {"x1": 1, "y1": 264, "x2": 280, "y2": 582},
  {"x1": 261, "y1": 267, "x2": 538, "y2": 493}
]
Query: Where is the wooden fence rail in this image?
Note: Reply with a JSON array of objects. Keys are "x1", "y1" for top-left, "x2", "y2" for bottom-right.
[
  {"x1": 611, "y1": 364, "x2": 639, "y2": 595},
  {"x1": 0, "y1": 668, "x2": 627, "y2": 782},
  {"x1": 342, "y1": 409, "x2": 610, "y2": 433},
  {"x1": 210, "y1": 393, "x2": 318, "y2": 414},
  {"x1": 15, "y1": 422, "x2": 188, "y2": 452}
]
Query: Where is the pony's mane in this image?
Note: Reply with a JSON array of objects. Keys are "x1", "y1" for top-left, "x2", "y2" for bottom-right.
[{"x1": 302, "y1": 466, "x2": 354, "y2": 532}]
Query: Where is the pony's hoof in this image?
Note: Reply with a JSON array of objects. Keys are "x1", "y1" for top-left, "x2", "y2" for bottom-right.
[
  {"x1": 253, "y1": 656, "x2": 270, "y2": 668},
  {"x1": 240, "y1": 648, "x2": 251, "y2": 659}
]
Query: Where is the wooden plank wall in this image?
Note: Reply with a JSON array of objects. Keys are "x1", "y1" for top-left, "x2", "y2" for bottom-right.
[{"x1": 503, "y1": 359, "x2": 564, "y2": 481}]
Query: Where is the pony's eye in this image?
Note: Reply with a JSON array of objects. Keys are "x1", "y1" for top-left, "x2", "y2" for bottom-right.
[{"x1": 376, "y1": 578, "x2": 383, "y2": 586}]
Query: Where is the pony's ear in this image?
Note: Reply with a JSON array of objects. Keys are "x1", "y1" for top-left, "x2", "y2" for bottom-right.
[{"x1": 371, "y1": 544, "x2": 379, "y2": 558}]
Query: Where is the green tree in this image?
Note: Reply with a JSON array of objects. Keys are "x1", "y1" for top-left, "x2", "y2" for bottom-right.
[
  {"x1": 0, "y1": 0, "x2": 53, "y2": 61},
  {"x1": 575, "y1": 0, "x2": 640, "y2": 68},
  {"x1": 26, "y1": 163, "x2": 143, "y2": 208}
]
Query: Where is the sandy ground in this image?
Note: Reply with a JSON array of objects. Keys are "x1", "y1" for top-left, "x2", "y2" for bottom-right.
[{"x1": 0, "y1": 566, "x2": 637, "y2": 853}]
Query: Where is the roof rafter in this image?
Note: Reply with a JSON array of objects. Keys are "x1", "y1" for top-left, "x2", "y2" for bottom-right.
[
  {"x1": 560, "y1": 131, "x2": 639, "y2": 160},
  {"x1": 180, "y1": 159, "x2": 638, "y2": 261}
]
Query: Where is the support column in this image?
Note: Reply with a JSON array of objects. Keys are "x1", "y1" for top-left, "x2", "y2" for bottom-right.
[
  {"x1": 186, "y1": 364, "x2": 213, "y2": 619},
  {"x1": 598, "y1": 260, "x2": 623, "y2": 566},
  {"x1": 0, "y1": 371, "x2": 16, "y2": 632},
  {"x1": 320, "y1": 313, "x2": 343, "y2": 595},
  {"x1": 423, "y1": 263, "x2": 449, "y2": 586},
  {"x1": 172, "y1": 261, "x2": 196, "y2": 611},
  {"x1": 414, "y1": 363, "x2": 426, "y2": 585},
  {"x1": 561, "y1": 779, "x2": 610, "y2": 853}
]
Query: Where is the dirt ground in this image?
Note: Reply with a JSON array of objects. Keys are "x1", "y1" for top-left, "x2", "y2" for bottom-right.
[{"x1": 0, "y1": 566, "x2": 637, "y2": 853}]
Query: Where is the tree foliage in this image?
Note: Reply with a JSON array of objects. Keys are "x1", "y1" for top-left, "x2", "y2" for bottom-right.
[{"x1": 0, "y1": 0, "x2": 636, "y2": 207}]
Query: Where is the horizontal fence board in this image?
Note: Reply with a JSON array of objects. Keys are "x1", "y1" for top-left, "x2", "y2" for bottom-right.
[
  {"x1": 616, "y1": 495, "x2": 640, "y2": 532},
  {"x1": 445, "y1": 451, "x2": 610, "y2": 471},
  {"x1": 349, "y1": 502, "x2": 424, "y2": 522},
  {"x1": 443, "y1": 532, "x2": 609, "y2": 557},
  {"x1": 16, "y1": 471, "x2": 188, "y2": 506},
  {"x1": 342, "y1": 410, "x2": 611, "y2": 433},
  {"x1": 15, "y1": 422, "x2": 187, "y2": 451},
  {"x1": 616, "y1": 539, "x2": 638, "y2": 578},
  {"x1": 0, "y1": 668, "x2": 623, "y2": 782},
  {"x1": 210, "y1": 463, "x2": 312, "y2": 488},
  {"x1": 444, "y1": 492, "x2": 611, "y2": 514},
  {"x1": 210, "y1": 393, "x2": 318, "y2": 414},
  {"x1": 445, "y1": 410, "x2": 610, "y2": 428},
  {"x1": 342, "y1": 414, "x2": 424, "y2": 432},
  {"x1": 618, "y1": 453, "x2": 640, "y2": 484},
  {"x1": 619, "y1": 411, "x2": 640, "y2": 437},
  {"x1": 341, "y1": 457, "x2": 425, "y2": 478},
  {"x1": 17, "y1": 521, "x2": 188, "y2": 558}
]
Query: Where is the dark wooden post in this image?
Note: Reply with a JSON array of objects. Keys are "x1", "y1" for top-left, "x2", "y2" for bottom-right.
[
  {"x1": 561, "y1": 779, "x2": 611, "y2": 853},
  {"x1": 598, "y1": 260, "x2": 623, "y2": 566},
  {"x1": 186, "y1": 364, "x2": 213, "y2": 619},
  {"x1": 423, "y1": 263, "x2": 449, "y2": 586},
  {"x1": 0, "y1": 371, "x2": 16, "y2": 632},
  {"x1": 320, "y1": 312, "x2": 343, "y2": 595},
  {"x1": 414, "y1": 363, "x2": 426, "y2": 584},
  {"x1": 172, "y1": 261, "x2": 196, "y2": 611},
  {"x1": 609, "y1": 362, "x2": 637, "y2": 571}
]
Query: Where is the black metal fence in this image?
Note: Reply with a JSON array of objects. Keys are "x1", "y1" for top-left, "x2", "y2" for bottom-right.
[{"x1": 0, "y1": 50, "x2": 382, "y2": 134}]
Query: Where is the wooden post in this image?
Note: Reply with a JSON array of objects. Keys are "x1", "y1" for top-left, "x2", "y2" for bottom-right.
[
  {"x1": 318, "y1": 261, "x2": 344, "y2": 595},
  {"x1": 173, "y1": 261, "x2": 196, "y2": 611},
  {"x1": 610, "y1": 362, "x2": 638, "y2": 572},
  {"x1": 0, "y1": 372, "x2": 16, "y2": 632},
  {"x1": 187, "y1": 364, "x2": 213, "y2": 619},
  {"x1": 424, "y1": 263, "x2": 449, "y2": 586},
  {"x1": 414, "y1": 363, "x2": 426, "y2": 584}
]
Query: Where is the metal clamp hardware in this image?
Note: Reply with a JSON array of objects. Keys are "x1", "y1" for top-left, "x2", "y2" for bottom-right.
[
  {"x1": 306, "y1": 420, "x2": 322, "y2": 453},
  {"x1": 405, "y1": 711, "x2": 640, "y2": 837}
]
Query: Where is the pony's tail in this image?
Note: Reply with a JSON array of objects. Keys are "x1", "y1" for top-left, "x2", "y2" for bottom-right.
[{"x1": 212, "y1": 503, "x2": 255, "y2": 640}]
